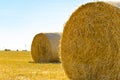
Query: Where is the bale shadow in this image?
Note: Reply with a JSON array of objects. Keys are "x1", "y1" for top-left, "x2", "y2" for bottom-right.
[{"x1": 28, "y1": 61, "x2": 60, "y2": 64}]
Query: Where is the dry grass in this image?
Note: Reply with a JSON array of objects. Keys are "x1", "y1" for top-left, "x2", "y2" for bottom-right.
[
  {"x1": 31, "y1": 33, "x2": 61, "y2": 63},
  {"x1": 0, "y1": 51, "x2": 68, "y2": 80},
  {"x1": 60, "y1": 2, "x2": 120, "y2": 80}
]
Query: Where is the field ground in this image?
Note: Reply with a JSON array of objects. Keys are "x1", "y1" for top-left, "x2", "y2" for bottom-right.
[{"x1": 0, "y1": 51, "x2": 68, "y2": 80}]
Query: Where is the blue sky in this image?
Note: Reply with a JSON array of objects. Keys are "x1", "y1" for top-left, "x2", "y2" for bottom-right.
[{"x1": 1, "y1": 0, "x2": 116, "y2": 50}]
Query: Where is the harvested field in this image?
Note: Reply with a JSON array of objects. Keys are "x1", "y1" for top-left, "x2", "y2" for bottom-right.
[{"x1": 0, "y1": 51, "x2": 68, "y2": 80}]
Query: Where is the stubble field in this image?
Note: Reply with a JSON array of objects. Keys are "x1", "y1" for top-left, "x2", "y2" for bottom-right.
[{"x1": 0, "y1": 51, "x2": 68, "y2": 80}]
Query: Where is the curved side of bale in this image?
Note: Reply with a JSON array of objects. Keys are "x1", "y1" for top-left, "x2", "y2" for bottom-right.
[
  {"x1": 107, "y1": 1, "x2": 120, "y2": 7},
  {"x1": 31, "y1": 33, "x2": 52, "y2": 63},
  {"x1": 45, "y1": 33, "x2": 61, "y2": 62},
  {"x1": 31, "y1": 33, "x2": 61, "y2": 63},
  {"x1": 60, "y1": 2, "x2": 120, "y2": 80}
]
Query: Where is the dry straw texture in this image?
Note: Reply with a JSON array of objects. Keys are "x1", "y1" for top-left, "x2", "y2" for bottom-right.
[
  {"x1": 31, "y1": 33, "x2": 61, "y2": 63},
  {"x1": 60, "y1": 2, "x2": 120, "y2": 80}
]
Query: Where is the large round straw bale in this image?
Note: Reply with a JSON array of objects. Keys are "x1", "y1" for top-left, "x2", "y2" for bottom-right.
[
  {"x1": 60, "y1": 2, "x2": 120, "y2": 80},
  {"x1": 31, "y1": 33, "x2": 61, "y2": 63}
]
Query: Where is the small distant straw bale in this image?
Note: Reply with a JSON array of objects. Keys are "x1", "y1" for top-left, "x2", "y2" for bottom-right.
[
  {"x1": 60, "y1": 2, "x2": 120, "y2": 80},
  {"x1": 31, "y1": 33, "x2": 61, "y2": 63}
]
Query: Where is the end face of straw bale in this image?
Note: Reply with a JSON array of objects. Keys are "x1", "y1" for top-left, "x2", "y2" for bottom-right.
[
  {"x1": 31, "y1": 33, "x2": 52, "y2": 63},
  {"x1": 60, "y1": 2, "x2": 120, "y2": 80}
]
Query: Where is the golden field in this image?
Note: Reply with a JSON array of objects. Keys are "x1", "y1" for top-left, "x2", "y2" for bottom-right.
[{"x1": 0, "y1": 51, "x2": 68, "y2": 80}]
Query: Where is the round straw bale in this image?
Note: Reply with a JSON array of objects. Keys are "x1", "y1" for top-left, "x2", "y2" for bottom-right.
[
  {"x1": 60, "y1": 2, "x2": 120, "y2": 80},
  {"x1": 31, "y1": 33, "x2": 61, "y2": 63}
]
